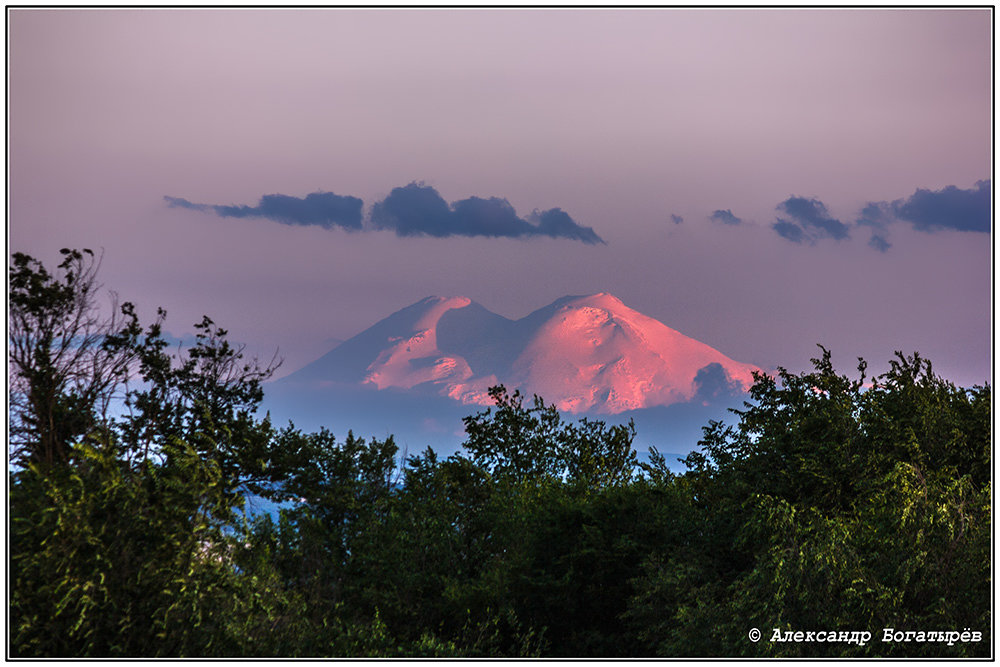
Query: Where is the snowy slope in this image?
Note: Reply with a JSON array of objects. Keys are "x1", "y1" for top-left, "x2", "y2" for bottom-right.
[
  {"x1": 507, "y1": 293, "x2": 758, "y2": 413},
  {"x1": 282, "y1": 293, "x2": 760, "y2": 414}
]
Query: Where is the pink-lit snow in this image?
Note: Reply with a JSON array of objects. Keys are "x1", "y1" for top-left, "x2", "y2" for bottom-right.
[{"x1": 286, "y1": 293, "x2": 760, "y2": 414}]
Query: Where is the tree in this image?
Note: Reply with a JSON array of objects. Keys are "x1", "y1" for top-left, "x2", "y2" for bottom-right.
[
  {"x1": 10, "y1": 437, "x2": 245, "y2": 656},
  {"x1": 462, "y1": 385, "x2": 637, "y2": 488},
  {"x1": 627, "y1": 347, "x2": 991, "y2": 657},
  {"x1": 8, "y1": 249, "x2": 139, "y2": 467},
  {"x1": 9, "y1": 249, "x2": 290, "y2": 656},
  {"x1": 114, "y1": 312, "x2": 281, "y2": 487},
  {"x1": 251, "y1": 428, "x2": 399, "y2": 631},
  {"x1": 11, "y1": 250, "x2": 989, "y2": 657}
]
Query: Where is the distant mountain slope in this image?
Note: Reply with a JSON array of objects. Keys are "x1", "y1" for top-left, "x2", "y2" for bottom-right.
[{"x1": 281, "y1": 293, "x2": 760, "y2": 414}]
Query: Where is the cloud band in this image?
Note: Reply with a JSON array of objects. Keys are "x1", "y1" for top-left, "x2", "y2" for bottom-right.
[{"x1": 166, "y1": 182, "x2": 603, "y2": 244}]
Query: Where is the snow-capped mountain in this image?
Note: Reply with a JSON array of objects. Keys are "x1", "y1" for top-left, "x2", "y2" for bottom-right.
[{"x1": 282, "y1": 293, "x2": 760, "y2": 414}]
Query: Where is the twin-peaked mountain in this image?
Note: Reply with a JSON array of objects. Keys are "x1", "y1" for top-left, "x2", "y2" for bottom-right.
[{"x1": 282, "y1": 293, "x2": 760, "y2": 415}]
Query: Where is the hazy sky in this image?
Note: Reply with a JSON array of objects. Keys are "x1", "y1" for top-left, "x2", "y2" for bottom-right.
[{"x1": 8, "y1": 8, "x2": 992, "y2": 388}]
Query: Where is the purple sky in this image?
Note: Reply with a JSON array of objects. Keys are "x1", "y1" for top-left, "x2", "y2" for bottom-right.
[{"x1": 9, "y1": 8, "x2": 993, "y2": 389}]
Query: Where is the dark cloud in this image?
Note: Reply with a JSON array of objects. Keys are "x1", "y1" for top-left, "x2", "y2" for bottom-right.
[
  {"x1": 772, "y1": 219, "x2": 806, "y2": 243},
  {"x1": 854, "y1": 181, "x2": 989, "y2": 250},
  {"x1": 710, "y1": 209, "x2": 742, "y2": 225},
  {"x1": 708, "y1": 181, "x2": 987, "y2": 252},
  {"x1": 167, "y1": 183, "x2": 603, "y2": 243},
  {"x1": 868, "y1": 234, "x2": 891, "y2": 253},
  {"x1": 855, "y1": 201, "x2": 893, "y2": 231},
  {"x1": 370, "y1": 182, "x2": 605, "y2": 244},
  {"x1": 165, "y1": 191, "x2": 364, "y2": 230},
  {"x1": 530, "y1": 208, "x2": 604, "y2": 244},
  {"x1": 164, "y1": 196, "x2": 210, "y2": 213},
  {"x1": 454, "y1": 196, "x2": 532, "y2": 237},
  {"x1": 856, "y1": 203, "x2": 893, "y2": 253},
  {"x1": 775, "y1": 196, "x2": 849, "y2": 243},
  {"x1": 670, "y1": 213, "x2": 684, "y2": 224},
  {"x1": 891, "y1": 180, "x2": 990, "y2": 233},
  {"x1": 369, "y1": 183, "x2": 457, "y2": 237}
]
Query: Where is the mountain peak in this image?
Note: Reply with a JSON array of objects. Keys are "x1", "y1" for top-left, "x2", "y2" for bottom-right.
[
  {"x1": 286, "y1": 294, "x2": 759, "y2": 414},
  {"x1": 418, "y1": 295, "x2": 472, "y2": 306},
  {"x1": 562, "y1": 292, "x2": 624, "y2": 308},
  {"x1": 414, "y1": 295, "x2": 473, "y2": 312}
]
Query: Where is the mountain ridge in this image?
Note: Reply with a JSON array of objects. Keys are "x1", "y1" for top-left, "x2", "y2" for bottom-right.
[{"x1": 282, "y1": 293, "x2": 760, "y2": 414}]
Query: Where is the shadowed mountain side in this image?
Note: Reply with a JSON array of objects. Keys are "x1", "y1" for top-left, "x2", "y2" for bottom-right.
[
  {"x1": 279, "y1": 292, "x2": 761, "y2": 414},
  {"x1": 262, "y1": 376, "x2": 745, "y2": 470},
  {"x1": 283, "y1": 296, "x2": 483, "y2": 384},
  {"x1": 435, "y1": 301, "x2": 520, "y2": 378},
  {"x1": 263, "y1": 381, "x2": 475, "y2": 457}
]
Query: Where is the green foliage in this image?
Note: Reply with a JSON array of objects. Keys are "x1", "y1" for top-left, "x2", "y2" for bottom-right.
[
  {"x1": 334, "y1": 448, "x2": 543, "y2": 656},
  {"x1": 242, "y1": 428, "x2": 400, "y2": 646},
  {"x1": 9, "y1": 249, "x2": 137, "y2": 466},
  {"x1": 8, "y1": 250, "x2": 293, "y2": 656},
  {"x1": 8, "y1": 250, "x2": 991, "y2": 657},
  {"x1": 10, "y1": 437, "x2": 248, "y2": 656},
  {"x1": 627, "y1": 346, "x2": 991, "y2": 657},
  {"x1": 462, "y1": 385, "x2": 637, "y2": 488}
]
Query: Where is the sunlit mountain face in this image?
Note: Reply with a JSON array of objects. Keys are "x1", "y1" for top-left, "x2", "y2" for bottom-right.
[
  {"x1": 280, "y1": 292, "x2": 760, "y2": 415},
  {"x1": 263, "y1": 293, "x2": 763, "y2": 465}
]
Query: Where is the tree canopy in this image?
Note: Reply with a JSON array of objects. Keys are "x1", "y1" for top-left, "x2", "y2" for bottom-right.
[{"x1": 8, "y1": 250, "x2": 991, "y2": 657}]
